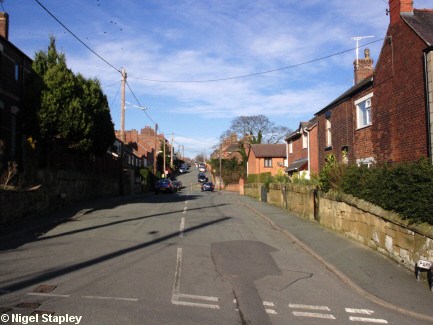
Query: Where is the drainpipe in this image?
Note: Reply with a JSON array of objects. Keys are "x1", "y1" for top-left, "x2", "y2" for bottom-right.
[
  {"x1": 423, "y1": 47, "x2": 433, "y2": 162},
  {"x1": 306, "y1": 129, "x2": 311, "y2": 179}
]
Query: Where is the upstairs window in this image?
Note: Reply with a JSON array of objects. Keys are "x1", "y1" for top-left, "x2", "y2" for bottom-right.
[
  {"x1": 264, "y1": 158, "x2": 272, "y2": 168},
  {"x1": 303, "y1": 132, "x2": 308, "y2": 149},
  {"x1": 355, "y1": 93, "x2": 373, "y2": 129},
  {"x1": 326, "y1": 118, "x2": 332, "y2": 147},
  {"x1": 289, "y1": 140, "x2": 293, "y2": 154},
  {"x1": 15, "y1": 64, "x2": 19, "y2": 81}
]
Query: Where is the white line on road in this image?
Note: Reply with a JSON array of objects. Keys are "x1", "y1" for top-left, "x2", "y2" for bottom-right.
[
  {"x1": 292, "y1": 311, "x2": 336, "y2": 319},
  {"x1": 82, "y1": 295, "x2": 138, "y2": 302},
  {"x1": 289, "y1": 304, "x2": 331, "y2": 311},
  {"x1": 178, "y1": 293, "x2": 218, "y2": 302},
  {"x1": 349, "y1": 316, "x2": 388, "y2": 323},
  {"x1": 27, "y1": 293, "x2": 70, "y2": 298},
  {"x1": 263, "y1": 301, "x2": 275, "y2": 307},
  {"x1": 346, "y1": 308, "x2": 375, "y2": 315},
  {"x1": 179, "y1": 218, "x2": 185, "y2": 237},
  {"x1": 183, "y1": 206, "x2": 187, "y2": 215},
  {"x1": 171, "y1": 247, "x2": 220, "y2": 309},
  {"x1": 266, "y1": 309, "x2": 277, "y2": 314}
]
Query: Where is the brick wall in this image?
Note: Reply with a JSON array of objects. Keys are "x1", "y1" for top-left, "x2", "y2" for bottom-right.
[{"x1": 373, "y1": 20, "x2": 428, "y2": 163}]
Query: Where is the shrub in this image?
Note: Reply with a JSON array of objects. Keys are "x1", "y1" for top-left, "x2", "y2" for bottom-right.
[
  {"x1": 319, "y1": 153, "x2": 347, "y2": 191},
  {"x1": 247, "y1": 172, "x2": 271, "y2": 184},
  {"x1": 341, "y1": 158, "x2": 433, "y2": 224}
]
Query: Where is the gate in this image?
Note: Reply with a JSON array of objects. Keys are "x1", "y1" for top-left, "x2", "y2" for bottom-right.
[
  {"x1": 260, "y1": 185, "x2": 267, "y2": 202},
  {"x1": 313, "y1": 186, "x2": 320, "y2": 221}
]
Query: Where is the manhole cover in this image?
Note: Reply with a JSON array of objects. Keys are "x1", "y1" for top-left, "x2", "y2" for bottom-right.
[
  {"x1": 30, "y1": 310, "x2": 54, "y2": 316},
  {"x1": 17, "y1": 302, "x2": 40, "y2": 309},
  {"x1": 33, "y1": 285, "x2": 57, "y2": 293},
  {"x1": 0, "y1": 307, "x2": 11, "y2": 313}
]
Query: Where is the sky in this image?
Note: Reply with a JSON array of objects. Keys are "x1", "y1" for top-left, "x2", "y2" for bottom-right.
[{"x1": 3, "y1": 0, "x2": 432, "y2": 159}]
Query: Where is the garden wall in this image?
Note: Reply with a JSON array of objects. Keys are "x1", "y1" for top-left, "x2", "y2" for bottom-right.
[
  {"x1": 0, "y1": 169, "x2": 121, "y2": 226},
  {"x1": 247, "y1": 183, "x2": 433, "y2": 270}
]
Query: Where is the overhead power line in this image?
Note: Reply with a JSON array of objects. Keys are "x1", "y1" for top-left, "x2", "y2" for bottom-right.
[
  {"x1": 128, "y1": 38, "x2": 384, "y2": 83},
  {"x1": 34, "y1": 0, "x2": 121, "y2": 74}
]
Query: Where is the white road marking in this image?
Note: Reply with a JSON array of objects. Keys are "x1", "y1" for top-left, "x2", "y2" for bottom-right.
[
  {"x1": 289, "y1": 304, "x2": 331, "y2": 311},
  {"x1": 82, "y1": 295, "x2": 138, "y2": 302},
  {"x1": 179, "y1": 218, "x2": 185, "y2": 237},
  {"x1": 292, "y1": 311, "x2": 336, "y2": 319},
  {"x1": 263, "y1": 301, "x2": 275, "y2": 307},
  {"x1": 178, "y1": 293, "x2": 218, "y2": 302},
  {"x1": 27, "y1": 293, "x2": 70, "y2": 298},
  {"x1": 349, "y1": 316, "x2": 388, "y2": 323},
  {"x1": 346, "y1": 308, "x2": 375, "y2": 315},
  {"x1": 266, "y1": 309, "x2": 277, "y2": 314},
  {"x1": 171, "y1": 247, "x2": 220, "y2": 309},
  {"x1": 183, "y1": 206, "x2": 187, "y2": 215}
]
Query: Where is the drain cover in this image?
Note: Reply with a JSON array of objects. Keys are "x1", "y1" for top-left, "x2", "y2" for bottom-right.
[
  {"x1": 33, "y1": 285, "x2": 57, "y2": 293},
  {"x1": 30, "y1": 310, "x2": 54, "y2": 316},
  {"x1": 0, "y1": 307, "x2": 11, "y2": 313},
  {"x1": 17, "y1": 302, "x2": 40, "y2": 309}
]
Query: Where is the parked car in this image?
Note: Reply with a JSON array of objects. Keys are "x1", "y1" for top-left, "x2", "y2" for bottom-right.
[
  {"x1": 198, "y1": 173, "x2": 208, "y2": 182},
  {"x1": 172, "y1": 180, "x2": 182, "y2": 191},
  {"x1": 201, "y1": 182, "x2": 214, "y2": 191},
  {"x1": 198, "y1": 164, "x2": 206, "y2": 172},
  {"x1": 154, "y1": 179, "x2": 176, "y2": 194},
  {"x1": 179, "y1": 167, "x2": 187, "y2": 173}
]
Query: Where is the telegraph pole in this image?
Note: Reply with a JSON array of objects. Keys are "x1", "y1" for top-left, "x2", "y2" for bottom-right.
[
  {"x1": 219, "y1": 143, "x2": 222, "y2": 190},
  {"x1": 154, "y1": 123, "x2": 158, "y2": 175},
  {"x1": 171, "y1": 133, "x2": 174, "y2": 167},
  {"x1": 163, "y1": 135, "x2": 166, "y2": 179},
  {"x1": 121, "y1": 68, "x2": 127, "y2": 143}
]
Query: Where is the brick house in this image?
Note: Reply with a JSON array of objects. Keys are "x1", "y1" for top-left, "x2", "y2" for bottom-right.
[
  {"x1": 0, "y1": 12, "x2": 33, "y2": 166},
  {"x1": 284, "y1": 117, "x2": 319, "y2": 178},
  {"x1": 372, "y1": 0, "x2": 433, "y2": 163},
  {"x1": 316, "y1": 50, "x2": 374, "y2": 169},
  {"x1": 247, "y1": 143, "x2": 287, "y2": 177},
  {"x1": 316, "y1": 0, "x2": 433, "y2": 170}
]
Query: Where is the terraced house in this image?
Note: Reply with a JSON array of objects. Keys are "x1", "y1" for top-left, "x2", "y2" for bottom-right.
[{"x1": 316, "y1": 0, "x2": 433, "y2": 169}]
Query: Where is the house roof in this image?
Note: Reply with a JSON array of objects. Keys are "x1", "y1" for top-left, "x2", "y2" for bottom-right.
[
  {"x1": 226, "y1": 144, "x2": 239, "y2": 152},
  {"x1": 285, "y1": 157, "x2": 308, "y2": 172},
  {"x1": 285, "y1": 117, "x2": 317, "y2": 141},
  {"x1": 403, "y1": 10, "x2": 433, "y2": 46},
  {"x1": 250, "y1": 144, "x2": 286, "y2": 158},
  {"x1": 315, "y1": 75, "x2": 373, "y2": 116}
]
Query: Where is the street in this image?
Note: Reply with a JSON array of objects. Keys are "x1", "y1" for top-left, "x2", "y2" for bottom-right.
[{"x1": 0, "y1": 168, "x2": 430, "y2": 325}]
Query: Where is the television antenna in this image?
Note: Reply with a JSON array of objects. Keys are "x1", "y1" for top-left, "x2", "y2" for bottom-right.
[{"x1": 348, "y1": 36, "x2": 374, "y2": 70}]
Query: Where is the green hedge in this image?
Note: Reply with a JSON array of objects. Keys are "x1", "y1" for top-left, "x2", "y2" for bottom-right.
[
  {"x1": 247, "y1": 172, "x2": 271, "y2": 184},
  {"x1": 340, "y1": 158, "x2": 433, "y2": 224}
]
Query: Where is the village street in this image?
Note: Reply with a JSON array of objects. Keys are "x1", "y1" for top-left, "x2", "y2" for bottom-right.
[{"x1": 1, "y1": 169, "x2": 431, "y2": 325}]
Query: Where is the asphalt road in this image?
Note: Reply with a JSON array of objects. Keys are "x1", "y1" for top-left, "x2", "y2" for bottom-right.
[{"x1": 0, "y1": 167, "x2": 430, "y2": 324}]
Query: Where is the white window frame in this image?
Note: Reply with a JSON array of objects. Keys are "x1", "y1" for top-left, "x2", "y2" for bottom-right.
[
  {"x1": 356, "y1": 157, "x2": 375, "y2": 168},
  {"x1": 326, "y1": 118, "x2": 332, "y2": 147},
  {"x1": 289, "y1": 140, "x2": 293, "y2": 154},
  {"x1": 355, "y1": 93, "x2": 373, "y2": 129},
  {"x1": 264, "y1": 158, "x2": 272, "y2": 168},
  {"x1": 302, "y1": 132, "x2": 308, "y2": 149}
]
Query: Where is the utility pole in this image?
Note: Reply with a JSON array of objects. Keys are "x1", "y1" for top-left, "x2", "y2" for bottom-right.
[
  {"x1": 154, "y1": 123, "x2": 158, "y2": 175},
  {"x1": 219, "y1": 143, "x2": 222, "y2": 190},
  {"x1": 121, "y1": 68, "x2": 127, "y2": 143},
  {"x1": 163, "y1": 135, "x2": 166, "y2": 179},
  {"x1": 182, "y1": 146, "x2": 184, "y2": 160},
  {"x1": 171, "y1": 133, "x2": 174, "y2": 167}
]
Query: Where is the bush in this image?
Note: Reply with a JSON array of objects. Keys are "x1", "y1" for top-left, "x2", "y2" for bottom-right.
[
  {"x1": 319, "y1": 153, "x2": 347, "y2": 191},
  {"x1": 247, "y1": 172, "x2": 271, "y2": 184},
  {"x1": 341, "y1": 158, "x2": 433, "y2": 224}
]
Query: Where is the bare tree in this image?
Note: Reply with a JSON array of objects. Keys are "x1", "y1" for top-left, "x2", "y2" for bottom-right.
[{"x1": 221, "y1": 115, "x2": 291, "y2": 144}]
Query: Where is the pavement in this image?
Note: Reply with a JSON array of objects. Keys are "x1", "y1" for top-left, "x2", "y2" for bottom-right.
[{"x1": 1, "y1": 190, "x2": 433, "y2": 322}]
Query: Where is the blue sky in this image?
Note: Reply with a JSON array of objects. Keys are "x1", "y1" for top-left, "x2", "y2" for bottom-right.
[{"x1": 4, "y1": 0, "x2": 432, "y2": 159}]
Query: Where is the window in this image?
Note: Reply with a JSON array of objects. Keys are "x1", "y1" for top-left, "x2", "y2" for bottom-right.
[
  {"x1": 326, "y1": 118, "x2": 332, "y2": 147},
  {"x1": 355, "y1": 93, "x2": 373, "y2": 129},
  {"x1": 303, "y1": 132, "x2": 308, "y2": 149},
  {"x1": 289, "y1": 141, "x2": 293, "y2": 154},
  {"x1": 15, "y1": 64, "x2": 19, "y2": 81},
  {"x1": 264, "y1": 158, "x2": 272, "y2": 168}
]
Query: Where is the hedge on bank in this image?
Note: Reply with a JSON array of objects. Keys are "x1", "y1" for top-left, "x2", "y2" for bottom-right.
[{"x1": 340, "y1": 158, "x2": 433, "y2": 225}]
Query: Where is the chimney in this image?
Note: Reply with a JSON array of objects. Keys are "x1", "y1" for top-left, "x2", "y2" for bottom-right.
[
  {"x1": 0, "y1": 12, "x2": 9, "y2": 40},
  {"x1": 388, "y1": 0, "x2": 413, "y2": 26},
  {"x1": 354, "y1": 49, "x2": 374, "y2": 84}
]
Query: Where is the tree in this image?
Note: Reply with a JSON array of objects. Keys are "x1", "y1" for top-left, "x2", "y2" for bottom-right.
[
  {"x1": 25, "y1": 36, "x2": 115, "y2": 156},
  {"x1": 221, "y1": 115, "x2": 290, "y2": 144}
]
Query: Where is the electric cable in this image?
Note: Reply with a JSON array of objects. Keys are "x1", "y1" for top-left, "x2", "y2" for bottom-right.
[
  {"x1": 34, "y1": 0, "x2": 121, "y2": 74},
  {"x1": 128, "y1": 38, "x2": 384, "y2": 83}
]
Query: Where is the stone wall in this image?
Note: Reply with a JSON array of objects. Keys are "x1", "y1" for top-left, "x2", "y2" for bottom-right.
[
  {"x1": 245, "y1": 183, "x2": 433, "y2": 271},
  {"x1": 0, "y1": 169, "x2": 121, "y2": 226}
]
